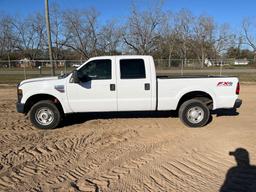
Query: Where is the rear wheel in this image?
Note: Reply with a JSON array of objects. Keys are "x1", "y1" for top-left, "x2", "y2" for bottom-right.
[
  {"x1": 30, "y1": 100, "x2": 61, "y2": 129},
  {"x1": 179, "y1": 99, "x2": 210, "y2": 127}
]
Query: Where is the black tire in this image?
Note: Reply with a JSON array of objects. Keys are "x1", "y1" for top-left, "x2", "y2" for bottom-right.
[
  {"x1": 29, "y1": 100, "x2": 61, "y2": 129},
  {"x1": 179, "y1": 99, "x2": 210, "y2": 127}
]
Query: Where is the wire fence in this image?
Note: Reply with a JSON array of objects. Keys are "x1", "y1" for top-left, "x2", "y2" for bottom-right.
[{"x1": 0, "y1": 58, "x2": 255, "y2": 83}]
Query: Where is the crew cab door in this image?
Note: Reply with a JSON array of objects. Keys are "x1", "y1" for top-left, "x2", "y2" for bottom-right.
[
  {"x1": 116, "y1": 58, "x2": 152, "y2": 111},
  {"x1": 66, "y1": 58, "x2": 117, "y2": 112}
]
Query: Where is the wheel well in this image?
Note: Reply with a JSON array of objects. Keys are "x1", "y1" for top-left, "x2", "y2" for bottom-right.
[
  {"x1": 177, "y1": 91, "x2": 213, "y2": 110},
  {"x1": 24, "y1": 94, "x2": 64, "y2": 114}
]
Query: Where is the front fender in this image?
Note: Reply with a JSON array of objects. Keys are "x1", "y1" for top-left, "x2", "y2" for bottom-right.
[{"x1": 20, "y1": 85, "x2": 72, "y2": 114}]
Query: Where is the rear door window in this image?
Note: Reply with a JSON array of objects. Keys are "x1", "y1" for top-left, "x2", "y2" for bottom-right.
[{"x1": 120, "y1": 59, "x2": 146, "y2": 79}]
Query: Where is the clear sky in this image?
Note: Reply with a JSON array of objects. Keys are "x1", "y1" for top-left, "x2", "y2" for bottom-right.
[{"x1": 1, "y1": 0, "x2": 256, "y2": 30}]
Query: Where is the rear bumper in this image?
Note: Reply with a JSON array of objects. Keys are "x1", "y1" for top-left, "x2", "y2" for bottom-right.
[
  {"x1": 233, "y1": 99, "x2": 242, "y2": 108},
  {"x1": 16, "y1": 102, "x2": 25, "y2": 113}
]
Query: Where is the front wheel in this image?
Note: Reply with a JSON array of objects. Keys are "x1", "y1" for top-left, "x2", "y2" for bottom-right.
[
  {"x1": 179, "y1": 99, "x2": 210, "y2": 127},
  {"x1": 30, "y1": 100, "x2": 61, "y2": 129}
]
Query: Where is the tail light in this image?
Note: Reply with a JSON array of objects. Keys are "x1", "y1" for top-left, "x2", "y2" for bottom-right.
[{"x1": 236, "y1": 82, "x2": 240, "y2": 95}]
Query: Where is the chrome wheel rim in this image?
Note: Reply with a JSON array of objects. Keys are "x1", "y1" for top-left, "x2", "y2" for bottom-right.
[
  {"x1": 187, "y1": 106, "x2": 204, "y2": 124},
  {"x1": 35, "y1": 107, "x2": 54, "y2": 126}
]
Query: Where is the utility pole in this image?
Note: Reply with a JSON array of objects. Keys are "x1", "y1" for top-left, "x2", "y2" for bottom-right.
[{"x1": 45, "y1": 0, "x2": 55, "y2": 76}]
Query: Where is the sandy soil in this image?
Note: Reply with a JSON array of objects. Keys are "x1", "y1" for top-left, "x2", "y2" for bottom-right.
[{"x1": 0, "y1": 85, "x2": 256, "y2": 192}]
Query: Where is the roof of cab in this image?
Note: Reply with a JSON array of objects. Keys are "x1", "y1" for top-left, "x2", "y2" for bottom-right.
[{"x1": 88, "y1": 55, "x2": 152, "y2": 60}]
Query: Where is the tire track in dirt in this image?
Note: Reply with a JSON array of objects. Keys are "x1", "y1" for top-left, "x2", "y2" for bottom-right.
[
  {"x1": 12, "y1": 121, "x2": 166, "y2": 191},
  {"x1": 94, "y1": 140, "x2": 238, "y2": 192},
  {"x1": 0, "y1": 100, "x2": 33, "y2": 132},
  {"x1": 0, "y1": 131, "x2": 43, "y2": 154},
  {"x1": 0, "y1": 133, "x2": 96, "y2": 191},
  {"x1": 45, "y1": 129, "x2": 141, "y2": 189},
  {"x1": 69, "y1": 124, "x2": 178, "y2": 191},
  {"x1": 0, "y1": 120, "x2": 141, "y2": 191}
]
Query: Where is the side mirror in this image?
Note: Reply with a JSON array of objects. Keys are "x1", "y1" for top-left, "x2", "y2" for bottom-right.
[
  {"x1": 71, "y1": 70, "x2": 92, "y2": 83},
  {"x1": 71, "y1": 70, "x2": 80, "y2": 83},
  {"x1": 82, "y1": 75, "x2": 92, "y2": 82}
]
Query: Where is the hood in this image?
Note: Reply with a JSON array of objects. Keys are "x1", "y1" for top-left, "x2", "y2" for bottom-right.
[{"x1": 19, "y1": 76, "x2": 59, "y2": 86}]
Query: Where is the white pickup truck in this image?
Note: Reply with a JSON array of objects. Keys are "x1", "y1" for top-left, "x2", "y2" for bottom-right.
[{"x1": 16, "y1": 55, "x2": 242, "y2": 129}]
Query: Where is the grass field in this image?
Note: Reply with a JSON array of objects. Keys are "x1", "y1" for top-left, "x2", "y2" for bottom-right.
[
  {"x1": 0, "y1": 67, "x2": 255, "y2": 84},
  {"x1": 0, "y1": 67, "x2": 74, "y2": 84}
]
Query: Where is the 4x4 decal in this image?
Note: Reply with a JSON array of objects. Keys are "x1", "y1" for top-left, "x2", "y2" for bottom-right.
[{"x1": 217, "y1": 82, "x2": 233, "y2": 86}]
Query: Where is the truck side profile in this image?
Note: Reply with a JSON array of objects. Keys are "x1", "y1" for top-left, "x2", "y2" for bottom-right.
[{"x1": 16, "y1": 55, "x2": 242, "y2": 129}]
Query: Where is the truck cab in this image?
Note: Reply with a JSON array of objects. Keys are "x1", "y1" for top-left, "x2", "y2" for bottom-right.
[{"x1": 68, "y1": 55, "x2": 156, "y2": 112}]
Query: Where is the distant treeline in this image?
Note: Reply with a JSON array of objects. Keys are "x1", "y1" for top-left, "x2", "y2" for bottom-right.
[{"x1": 0, "y1": 2, "x2": 255, "y2": 64}]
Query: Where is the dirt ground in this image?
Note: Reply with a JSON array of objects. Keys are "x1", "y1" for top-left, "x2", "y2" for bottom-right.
[{"x1": 0, "y1": 84, "x2": 256, "y2": 192}]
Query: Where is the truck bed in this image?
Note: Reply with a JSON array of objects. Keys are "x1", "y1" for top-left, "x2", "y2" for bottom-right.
[
  {"x1": 156, "y1": 76, "x2": 239, "y2": 111},
  {"x1": 157, "y1": 75, "x2": 236, "y2": 79}
]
